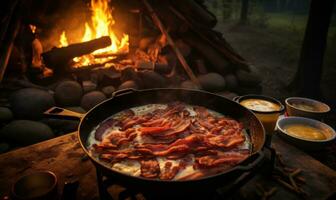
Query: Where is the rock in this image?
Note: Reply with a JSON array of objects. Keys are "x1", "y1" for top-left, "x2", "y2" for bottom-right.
[
  {"x1": 139, "y1": 71, "x2": 167, "y2": 88},
  {"x1": 224, "y1": 74, "x2": 238, "y2": 90},
  {"x1": 65, "y1": 106, "x2": 86, "y2": 114},
  {"x1": 216, "y1": 91, "x2": 238, "y2": 100},
  {"x1": 0, "y1": 107, "x2": 13, "y2": 122},
  {"x1": 54, "y1": 81, "x2": 83, "y2": 106},
  {"x1": 81, "y1": 91, "x2": 107, "y2": 111},
  {"x1": 101, "y1": 86, "x2": 116, "y2": 97},
  {"x1": 198, "y1": 73, "x2": 226, "y2": 92},
  {"x1": 136, "y1": 60, "x2": 154, "y2": 70},
  {"x1": 120, "y1": 67, "x2": 139, "y2": 83},
  {"x1": 0, "y1": 120, "x2": 54, "y2": 145},
  {"x1": 0, "y1": 143, "x2": 10, "y2": 154},
  {"x1": 236, "y1": 69, "x2": 262, "y2": 86},
  {"x1": 82, "y1": 81, "x2": 97, "y2": 93},
  {"x1": 10, "y1": 88, "x2": 55, "y2": 119},
  {"x1": 180, "y1": 80, "x2": 199, "y2": 90},
  {"x1": 118, "y1": 80, "x2": 139, "y2": 90}
]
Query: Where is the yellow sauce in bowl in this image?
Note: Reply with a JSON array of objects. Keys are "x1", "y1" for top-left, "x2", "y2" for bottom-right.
[
  {"x1": 240, "y1": 99, "x2": 281, "y2": 112},
  {"x1": 284, "y1": 124, "x2": 327, "y2": 140}
]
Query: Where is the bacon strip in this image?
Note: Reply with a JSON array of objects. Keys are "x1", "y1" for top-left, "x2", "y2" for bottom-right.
[
  {"x1": 140, "y1": 159, "x2": 160, "y2": 178},
  {"x1": 91, "y1": 102, "x2": 249, "y2": 180},
  {"x1": 160, "y1": 162, "x2": 180, "y2": 180},
  {"x1": 139, "y1": 126, "x2": 171, "y2": 135},
  {"x1": 195, "y1": 151, "x2": 249, "y2": 168},
  {"x1": 152, "y1": 120, "x2": 191, "y2": 139},
  {"x1": 94, "y1": 118, "x2": 117, "y2": 141}
]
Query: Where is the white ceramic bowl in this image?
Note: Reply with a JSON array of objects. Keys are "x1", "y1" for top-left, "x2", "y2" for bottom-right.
[{"x1": 276, "y1": 116, "x2": 336, "y2": 150}]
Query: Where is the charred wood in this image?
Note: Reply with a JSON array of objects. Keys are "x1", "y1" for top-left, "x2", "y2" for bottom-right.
[{"x1": 42, "y1": 36, "x2": 111, "y2": 71}]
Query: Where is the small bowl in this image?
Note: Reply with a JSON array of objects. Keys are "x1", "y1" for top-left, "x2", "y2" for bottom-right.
[
  {"x1": 11, "y1": 171, "x2": 58, "y2": 200},
  {"x1": 285, "y1": 97, "x2": 330, "y2": 119},
  {"x1": 276, "y1": 116, "x2": 336, "y2": 150},
  {"x1": 234, "y1": 94, "x2": 284, "y2": 133}
]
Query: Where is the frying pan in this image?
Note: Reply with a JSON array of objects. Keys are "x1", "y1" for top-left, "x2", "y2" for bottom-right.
[{"x1": 45, "y1": 88, "x2": 265, "y2": 194}]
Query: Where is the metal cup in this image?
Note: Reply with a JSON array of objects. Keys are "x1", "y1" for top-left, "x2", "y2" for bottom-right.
[
  {"x1": 11, "y1": 171, "x2": 58, "y2": 200},
  {"x1": 234, "y1": 95, "x2": 284, "y2": 146}
]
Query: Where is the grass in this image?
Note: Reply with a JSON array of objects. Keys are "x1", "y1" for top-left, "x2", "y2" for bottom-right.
[{"x1": 266, "y1": 12, "x2": 308, "y2": 31}]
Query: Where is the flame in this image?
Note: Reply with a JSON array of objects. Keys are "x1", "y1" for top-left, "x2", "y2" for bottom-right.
[
  {"x1": 29, "y1": 24, "x2": 37, "y2": 34},
  {"x1": 59, "y1": 31, "x2": 69, "y2": 47},
  {"x1": 59, "y1": 0, "x2": 129, "y2": 67}
]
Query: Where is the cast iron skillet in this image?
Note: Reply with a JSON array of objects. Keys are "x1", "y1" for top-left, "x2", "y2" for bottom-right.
[{"x1": 45, "y1": 88, "x2": 265, "y2": 194}]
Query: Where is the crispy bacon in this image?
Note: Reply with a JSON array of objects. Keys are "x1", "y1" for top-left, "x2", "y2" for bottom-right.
[
  {"x1": 94, "y1": 118, "x2": 117, "y2": 141},
  {"x1": 99, "y1": 128, "x2": 137, "y2": 148},
  {"x1": 207, "y1": 133, "x2": 245, "y2": 149},
  {"x1": 152, "y1": 120, "x2": 191, "y2": 139},
  {"x1": 195, "y1": 151, "x2": 249, "y2": 168},
  {"x1": 91, "y1": 102, "x2": 249, "y2": 180},
  {"x1": 160, "y1": 162, "x2": 180, "y2": 180},
  {"x1": 193, "y1": 106, "x2": 210, "y2": 118},
  {"x1": 140, "y1": 159, "x2": 160, "y2": 178},
  {"x1": 139, "y1": 126, "x2": 171, "y2": 135}
]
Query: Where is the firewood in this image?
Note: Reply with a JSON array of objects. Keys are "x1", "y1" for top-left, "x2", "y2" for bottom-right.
[
  {"x1": 0, "y1": 4, "x2": 21, "y2": 82},
  {"x1": 169, "y1": 6, "x2": 250, "y2": 71},
  {"x1": 42, "y1": 36, "x2": 111, "y2": 70},
  {"x1": 171, "y1": 0, "x2": 217, "y2": 28},
  {"x1": 183, "y1": 34, "x2": 232, "y2": 75},
  {"x1": 93, "y1": 52, "x2": 127, "y2": 59},
  {"x1": 142, "y1": 0, "x2": 201, "y2": 88}
]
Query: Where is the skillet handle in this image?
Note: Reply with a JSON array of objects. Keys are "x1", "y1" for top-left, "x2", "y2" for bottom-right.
[
  {"x1": 44, "y1": 107, "x2": 84, "y2": 120},
  {"x1": 232, "y1": 96, "x2": 241, "y2": 103},
  {"x1": 111, "y1": 88, "x2": 137, "y2": 98},
  {"x1": 235, "y1": 151, "x2": 265, "y2": 172}
]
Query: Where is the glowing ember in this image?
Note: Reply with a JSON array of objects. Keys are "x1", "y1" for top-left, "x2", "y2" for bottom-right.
[
  {"x1": 29, "y1": 24, "x2": 37, "y2": 34},
  {"x1": 59, "y1": 0, "x2": 129, "y2": 67}
]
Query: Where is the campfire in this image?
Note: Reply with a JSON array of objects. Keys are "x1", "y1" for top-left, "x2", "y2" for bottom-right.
[
  {"x1": 57, "y1": 0, "x2": 129, "y2": 68},
  {"x1": 0, "y1": 0, "x2": 262, "y2": 149},
  {"x1": 20, "y1": 0, "x2": 260, "y2": 92}
]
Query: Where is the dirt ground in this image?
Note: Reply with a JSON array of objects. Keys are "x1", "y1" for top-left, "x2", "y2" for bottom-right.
[{"x1": 215, "y1": 22, "x2": 336, "y2": 105}]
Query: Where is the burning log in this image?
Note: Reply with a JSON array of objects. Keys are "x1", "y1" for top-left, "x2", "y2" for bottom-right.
[
  {"x1": 93, "y1": 52, "x2": 127, "y2": 59},
  {"x1": 42, "y1": 36, "x2": 111, "y2": 71}
]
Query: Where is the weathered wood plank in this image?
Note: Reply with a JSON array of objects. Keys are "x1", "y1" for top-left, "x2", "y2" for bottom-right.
[
  {"x1": 0, "y1": 133, "x2": 335, "y2": 199},
  {"x1": 0, "y1": 133, "x2": 98, "y2": 199}
]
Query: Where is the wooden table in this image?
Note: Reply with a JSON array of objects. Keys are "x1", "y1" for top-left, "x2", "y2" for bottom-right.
[{"x1": 0, "y1": 133, "x2": 335, "y2": 200}]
